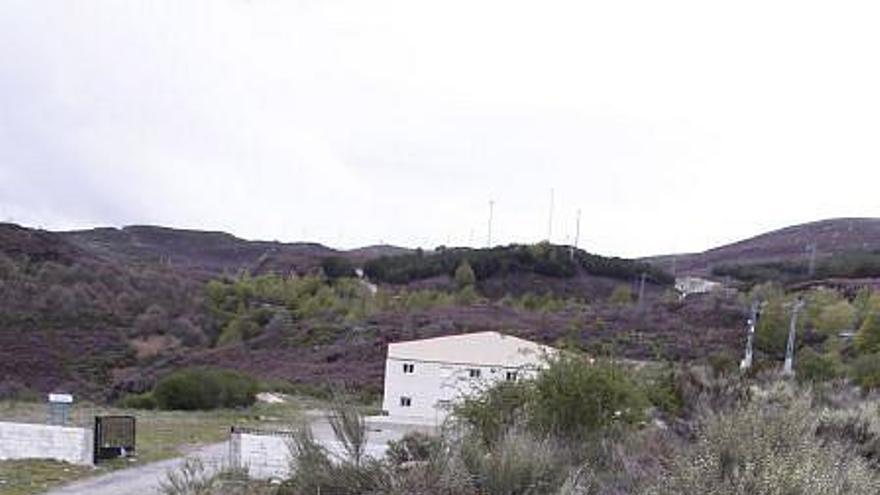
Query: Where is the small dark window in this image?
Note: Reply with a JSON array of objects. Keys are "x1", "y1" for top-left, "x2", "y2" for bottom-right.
[
  {"x1": 469, "y1": 368, "x2": 481, "y2": 378},
  {"x1": 403, "y1": 363, "x2": 415, "y2": 374},
  {"x1": 506, "y1": 371, "x2": 518, "y2": 381},
  {"x1": 400, "y1": 396, "x2": 412, "y2": 407}
]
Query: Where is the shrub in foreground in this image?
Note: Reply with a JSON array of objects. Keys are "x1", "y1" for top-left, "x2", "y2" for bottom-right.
[
  {"x1": 153, "y1": 368, "x2": 258, "y2": 410},
  {"x1": 455, "y1": 355, "x2": 648, "y2": 445},
  {"x1": 647, "y1": 396, "x2": 880, "y2": 495},
  {"x1": 528, "y1": 355, "x2": 648, "y2": 439}
]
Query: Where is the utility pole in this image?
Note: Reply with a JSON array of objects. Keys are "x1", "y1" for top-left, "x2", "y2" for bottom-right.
[
  {"x1": 570, "y1": 208, "x2": 581, "y2": 261},
  {"x1": 637, "y1": 272, "x2": 647, "y2": 307},
  {"x1": 487, "y1": 200, "x2": 494, "y2": 248},
  {"x1": 806, "y1": 243, "x2": 817, "y2": 277},
  {"x1": 547, "y1": 189, "x2": 555, "y2": 242},
  {"x1": 783, "y1": 299, "x2": 805, "y2": 376},
  {"x1": 740, "y1": 301, "x2": 760, "y2": 370}
]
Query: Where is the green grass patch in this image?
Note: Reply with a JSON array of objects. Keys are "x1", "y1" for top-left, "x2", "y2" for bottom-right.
[{"x1": 0, "y1": 460, "x2": 94, "y2": 495}]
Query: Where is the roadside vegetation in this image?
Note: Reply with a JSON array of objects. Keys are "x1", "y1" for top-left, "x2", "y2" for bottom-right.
[{"x1": 160, "y1": 351, "x2": 880, "y2": 495}]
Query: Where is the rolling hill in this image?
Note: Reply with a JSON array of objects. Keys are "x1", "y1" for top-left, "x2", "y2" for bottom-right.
[
  {"x1": 647, "y1": 218, "x2": 880, "y2": 277},
  {"x1": 14, "y1": 218, "x2": 859, "y2": 401}
]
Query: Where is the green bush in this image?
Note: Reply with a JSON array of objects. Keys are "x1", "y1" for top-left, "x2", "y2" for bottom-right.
[
  {"x1": 850, "y1": 353, "x2": 880, "y2": 391},
  {"x1": 454, "y1": 260, "x2": 477, "y2": 289},
  {"x1": 455, "y1": 380, "x2": 532, "y2": 446},
  {"x1": 641, "y1": 366, "x2": 686, "y2": 417},
  {"x1": 608, "y1": 285, "x2": 633, "y2": 305},
  {"x1": 856, "y1": 308, "x2": 880, "y2": 354},
  {"x1": 120, "y1": 391, "x2": 158, "y2": 410},
  {"x1": 153, "y1": 368, "x2": 258, "y2": 410},
  {"x1": 529, "y1": 355, "x2": 648, "y2": 439},
  {"x1": 707, "y1": 351, "x2": 738, "y2": 376},
  {"x1": 796, "y1": 347, "x2": 840, "y2": 384},
  {"x1": 456, "y1": 355, "x2": 648, "y2": 444},
  {"x1": 386, "y1": 432, "x2": 441, "y2": 465},
  {"x1": 320, "y1": 256, "x2": 356, "y2": 279}
]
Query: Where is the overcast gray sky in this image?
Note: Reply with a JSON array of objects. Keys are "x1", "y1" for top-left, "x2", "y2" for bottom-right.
[{"x1": 1, "y1": 1, "x2": 878, "y2": 257}]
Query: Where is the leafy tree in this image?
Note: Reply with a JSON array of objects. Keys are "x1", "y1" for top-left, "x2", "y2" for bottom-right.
[
  {"x1": 320, "y1": 256, "x2": 356, "y2": 280},
  {"x1": 755, "y1": 298, "x2": 790, "y2": 355},
  {"x1": 153, "y1": 367, "x2": 258, "y2": 410},
  {"x1": 455, "y1": 285, "x2": 479, "y2": 305},
  {"x1": 850, "y1": 353, "x2": 880, "y2": 391},
  {"x1": 608, "y1": 285, "x2": 633, "y2": 305},
  {"x1": 815, "y1": 300, "x2": 856, "y2": 334},
  {"x1": 855, "y1": 290, "x2": 880, "y2": 327},
  {"x1": 796, "y1": 347, "x2": 839, "y2": 383},
  {"x1": 454, "y1": 260, "x2": 477, "y2": 289},
  {"x1": 856, "y1": 309, "x2": 880, "y2": 354},
  {"x1": 529, "y1": 355, "x2": 647, "y2": 439}
]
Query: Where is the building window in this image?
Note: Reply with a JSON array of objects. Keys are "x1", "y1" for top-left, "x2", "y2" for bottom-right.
[
  {"x1": 469, "y1": 368, "x2": 481, "y2": 378},
  {"x1": 400, "y1": 396, "x2": 412, "y2": 407},
  {"x1": 403, "y1": 363, "x2": 415, "y2": 374},
  {"x1": 506, "y1": 371, "x2": 518, "y2": 382}
]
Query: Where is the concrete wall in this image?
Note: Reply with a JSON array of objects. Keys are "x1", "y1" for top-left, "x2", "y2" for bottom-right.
[
  {"x1": 381, "y1": 358, "x2": 540, "y2": 423},
  {"x1": 0, "y1": 421, "x2": 93, "y2": 465},
  {"x1": 230, "y1": 429, "x2": 293, "y2": 480}
]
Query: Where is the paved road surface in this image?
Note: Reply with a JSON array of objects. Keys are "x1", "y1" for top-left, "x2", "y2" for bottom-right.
[
  {"x1": 43, "y1": 442, "x2": 229, "y2": 495},
  {"x1": 42, "y1": 416, "x2": 427, "y2": 495}
]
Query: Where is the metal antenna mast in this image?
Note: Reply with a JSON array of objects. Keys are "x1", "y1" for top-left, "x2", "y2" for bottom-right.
[
  {"x1": 547, "y1": 189, "x2": 554, "y2": 242},
  {"x1": 487, "y1": 200, "x2": 494, "y2": 248},
  {"x1": 740, "y1": 301, "x2": 760, "y2": 370},
  {"x1": 783, "y1": 299, "x2": 805, "y2": 376}
]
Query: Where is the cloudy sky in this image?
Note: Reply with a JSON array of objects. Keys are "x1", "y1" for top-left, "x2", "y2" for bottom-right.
[{"x1": 1, "y1": 1, "x2": 878, "y2": 257}]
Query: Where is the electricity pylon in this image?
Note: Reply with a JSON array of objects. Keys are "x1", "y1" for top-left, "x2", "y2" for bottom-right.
[{"x1": 782, "y1": 299, "x2": 805, "y2": 376}]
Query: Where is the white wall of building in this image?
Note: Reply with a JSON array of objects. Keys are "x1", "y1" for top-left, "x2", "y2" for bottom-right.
[
  {"x1": 230, "y1": 430, "x2": 292, "y2": 480},
  {"x1": 380, "y1": 332, "x2": 553, "y2": 424},
  {"x1": 0, "y1": 421, "x2": 94, "y2": 466},
  {"x1": 381, "y1": 358, "x2": 538, "y2": 423}
]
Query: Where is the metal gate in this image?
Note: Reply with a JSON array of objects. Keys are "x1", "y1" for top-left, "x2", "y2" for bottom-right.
[{"x1": 94, "y1": 415, "x2": 136, "y2": 462}]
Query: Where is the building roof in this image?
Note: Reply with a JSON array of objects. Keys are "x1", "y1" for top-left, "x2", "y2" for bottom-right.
[{"x1": 387, "y1": 331, "x2": 554, "y2": 367}]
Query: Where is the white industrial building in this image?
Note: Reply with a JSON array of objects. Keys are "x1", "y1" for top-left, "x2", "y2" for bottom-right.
[
  {"x1": 381, "y1": 331, "x2": 554, "y2": 424},
  {"x1": 675, "y1": 276, "x2": 722, "y2": 298}
]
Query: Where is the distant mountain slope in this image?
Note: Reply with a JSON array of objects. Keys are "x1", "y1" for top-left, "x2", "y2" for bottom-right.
[
  {"x1": 59, "y1": 225, "x2": 344, "y2": 277},
  {"x1": 648, "y1": 218, "x2": 880, "y2": 277},
  {"x1": 0, "y1": 223, "x2": 95, "y2": 265}
]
